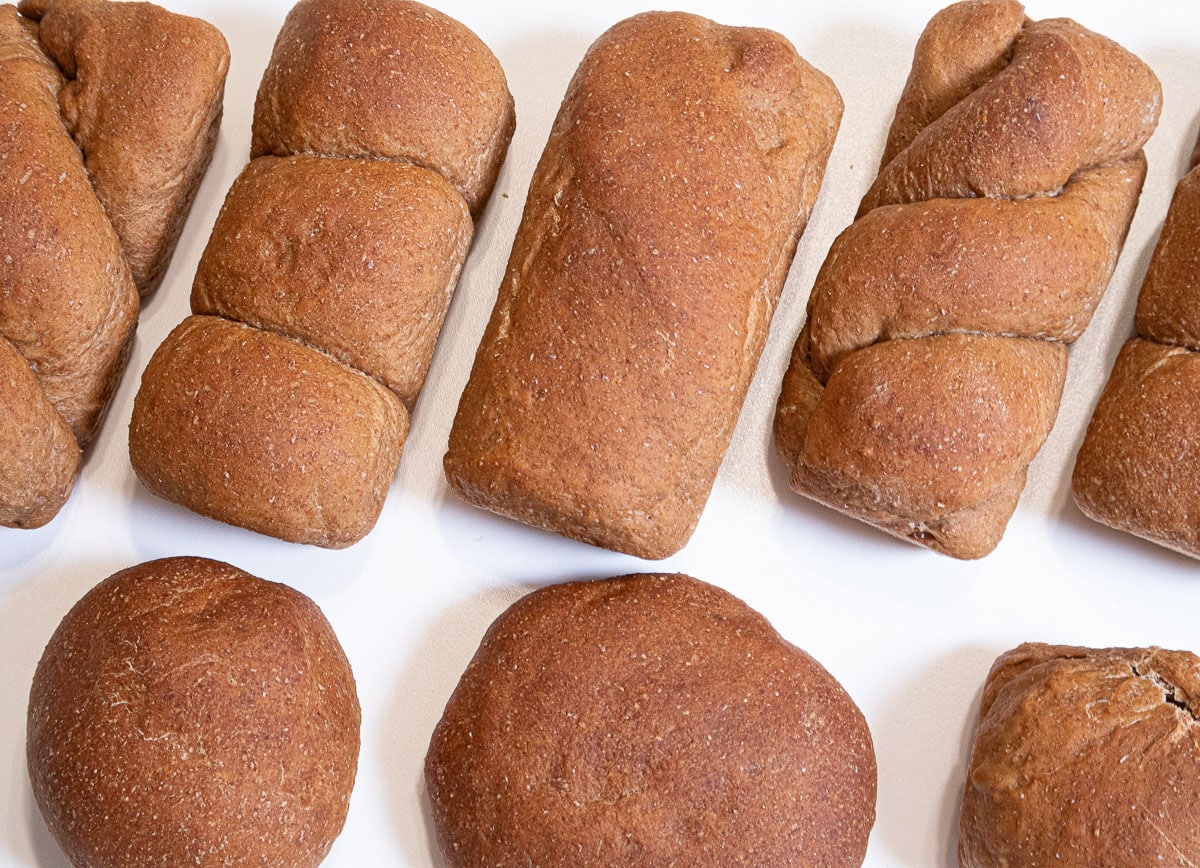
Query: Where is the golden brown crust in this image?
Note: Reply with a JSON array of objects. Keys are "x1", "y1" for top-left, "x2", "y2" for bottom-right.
[
  {"x1": 129, "y1": 316, "x2": 408, "y2": 548},
  {"x1": 959, "y1": 643, "x2": 1200, "y2": 866},
  {"x1": 1073, "y1": 339, "x2": 1200, "y2": 558},
  {"x1": 1073, "y1": 129, "x2": 1200, "y2": 560},
  {"x1": 444, "y1": 11, "x2": 843, "y2": 559},
  {"x1": 426, "y1": 573, "x2": 877, "y2": 866},
  {"x1": 0, "y1": 337, "x2": 79, "y2": 528},
  {"x1": 192, "y1": 155, "x2": 473, "y2": 409},
  {"x1": 774, "y1": 0, "x2": 1160, "y2": 559},
  {"x1": 250, "y1": 0, "x2": 514, "y2": 218},
  {"x1": 791, "y1": 334, "x2": 1066, "y2": 559},
  {"x1": 21, "y1": 0, "x2": 230, "y2": 295},
  {"x1": 27, "y1": 556, "x2": 361, "y2": 868},
  {"x1": 0, "y1": 3, "x2": 138, "y2": 447}
]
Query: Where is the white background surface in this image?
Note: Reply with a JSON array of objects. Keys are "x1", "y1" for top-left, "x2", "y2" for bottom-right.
[{"x1": 3, "y1": 1, "x2": 1200, "y2": 865}]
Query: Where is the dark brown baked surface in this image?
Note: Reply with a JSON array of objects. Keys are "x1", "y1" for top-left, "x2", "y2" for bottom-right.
[
  {"x1": 959, "y1": 643, "x2": 1200, "y2": 867},
  {"x1": 192, "y1": 155, "x2": 473, "y2": 409},
  {"x1": 27, "y1": 556, "x2": 361, "y2": 868},
  {"x1": 774, "y1": 0, "x2": 1161, "y2": 558},
  {"x1": 0, "y1": 3, "x2": 138, "y2": 447},
  {"x1": 0, "y1": 337, "x2": 79, "y2": 529},
  {"x1": 444, "y1": 10, "x2": 843, "y2": 559},
  {"x1": 1073, "y1": 132, "x2": 1200, "y2": 559},
  {"x1": 21, "y1": 0, "x2": 230, "y2": 295},
  {"x1": 250, "y1": 0, "x2": 514, "y2": 218},
  {"x1": 129, "y1": 315, "x2": 408, "y2": 548},
  {"x1": 426, "y1": 573, "x2": 877, "y2": 866}
]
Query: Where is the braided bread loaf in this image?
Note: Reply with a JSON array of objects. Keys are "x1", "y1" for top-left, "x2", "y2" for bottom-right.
[
  {"x1": 130, "y1": 0, "x2": 514, "y2": 548},
  {"x1": 774, "y1": 0, "x2": 1161, "y2": 559},
  {"x1": 1073, "y1": 131, "x2": 1200, "y2": 559},
  {"x1": 1, "y1": 1, "x2": 226, "y2": 528}
]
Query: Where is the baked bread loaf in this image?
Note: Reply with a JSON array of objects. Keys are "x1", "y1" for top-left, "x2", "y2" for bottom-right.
[
  {"x1": 1, "y1": 0, "x2": 226, "y2": 527},
  {"x1": 959, "y1": 642, "x2": 1200, "y2": 866},
  {"x1": 250, "y1": 0, "x2": 514, "y2": 219},
  {"x1": 426, "y1": 573, "x2": 877, "y2": 866},
  {"x1": 1073, "y1": 131, "x2": 1200, "y2": 559},
  {"x1": 130, "y1": 0, "x2": 514, "y2": 547},
  {"x1": 27, "y1": 556, "x2": 360, "y2": 867},
  {"x1": 129, "y1": 315, "x2": 408, "y2": 548},
  {"x1": 444, "y1": 11, "x2": 843, "y2": 559},
  {"x1": 20, "y1": 0, "x2": 230, "y2": 295},
  {"x1": 774, "y1": 0, "x2": 1161, "y2": 559},
  {"x1": 0, "y1": 3, "x2": 138, "y2": 448}
]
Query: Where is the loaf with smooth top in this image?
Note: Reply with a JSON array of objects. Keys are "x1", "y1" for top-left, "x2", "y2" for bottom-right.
[
  {"x1": 445, "y1": 11, "x2": 843, "y2": 559},
  {"x1": 774, "y1": 0, "x2": 1161, "y2": 558},
  {"x1": 426, "y1": 573, "x2": 877, "y2": 866},
  {"x1": 27, "y1": 556, "x2": 361, "y2": 867},
  {"x1": 1073, "y1": 129, "x2": 1200, "y2": 560}
]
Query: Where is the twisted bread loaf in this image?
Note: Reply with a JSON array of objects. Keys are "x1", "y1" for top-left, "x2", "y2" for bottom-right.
[
  {"x1": 444, "y1": 11, "x2": 843, "y2": 559},
  {"x1": 1, "y1": 1, "x2": 225, "y2": 527},
  {"x1": 1073, "y1": 131, "x2": 1200, "y2": 559},
  {"x1": 131, "y1": 0, "x2": 514, "y2": 548},
  {"x1": 774, "y1": 0, "x2": 1161, "y2": 559},
  {"x1": 20, "y1": 0, "x2": 230, "y2": 295}
]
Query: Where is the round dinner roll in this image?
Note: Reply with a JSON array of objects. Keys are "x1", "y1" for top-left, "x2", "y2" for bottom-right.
[
  {"x1": 27, "y1": 557, "x2": 361, "y2": 867},
  {"x1": 425, "y1": 573, "x2": 877, "y2": 866}
]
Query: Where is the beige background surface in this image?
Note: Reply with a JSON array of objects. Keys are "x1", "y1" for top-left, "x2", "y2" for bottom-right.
[{"x1": 3, "y1": 1, "x2": 1200, "y2": 865}]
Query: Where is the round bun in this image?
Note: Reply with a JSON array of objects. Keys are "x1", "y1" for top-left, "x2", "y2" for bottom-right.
[
  {"x1": 27, "y1": 556, "x2": 361, "y2": 867},
  {"x1": 425, "y1": 573, "x2": 877, "y2": 865},
  {"x1": 960, "y1": 642, "x2": 1200, "y2": 867}
]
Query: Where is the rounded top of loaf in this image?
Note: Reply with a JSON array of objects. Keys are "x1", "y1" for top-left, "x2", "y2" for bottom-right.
[
  {"x1": 250, "y1": 0, "x2": 514, "y2": 218},
  {"x1": 27, "y1": 556, "x2": 361, "y2": 867},
  {"x1": 425, "y1": 572, "x2": 877, "y2": 866},
  {"x1": 960, "y1": 642, "x2": 1200, "y2": 866}
]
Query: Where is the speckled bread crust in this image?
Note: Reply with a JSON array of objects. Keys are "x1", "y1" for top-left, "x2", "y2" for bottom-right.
[
  {"x1": 192, "y1": 155, "x2": 473, "y2": 409},
  {"x1": 774, "y1": 0, "x2": 1161, "y2": 559},
  {"x1": 426, "y1": 573, "x2": 877, "y2": 866},
  {"x1": 21, "y1": 0, "x2": 230, "y2": 295},
  {"x1": 444, "y1": 11, "x2": 843, "y2": 560},
  {"x1": 1073, "y1": 134, "x2": 1200, "y2": 559},
  {"x1": 129, "y1": 316, "x2": 408, "y2": 548},
  {"x1": 959, "y1": 643, "x2": 1200, "y2": 867},
  {"x1": 0, "y1": 4, "x2": 138, "y2": 448},
  {"x1": 250, "y1": 0, "x2": 514, "y2": 218},
  {"x1": 0, "y1": 338, "x2": 80, "y2": 529},
  {"x1": 27, "y1": 556, "x2": 361, "y2": 868},
  {"x1": 130, "y1": 0, "x2": 512, "y2": 547}
]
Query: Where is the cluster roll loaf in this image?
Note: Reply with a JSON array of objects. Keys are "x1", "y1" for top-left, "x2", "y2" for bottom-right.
[
  {"x1": 130, "y1": 0, "x2": 515, "y2": 548},
  {"x1": 0, "y1": 0, "x2": 226, "y2": 528},
  {"x1": 1073, "y1": 131, "x2": 1200, "y2": 560},
  {"x1": 444, "y1": 11, "x2": 844, "y2": 560},
  {"x1": 774, "y1": 0, "x2": 1162, "y2": 559}
]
